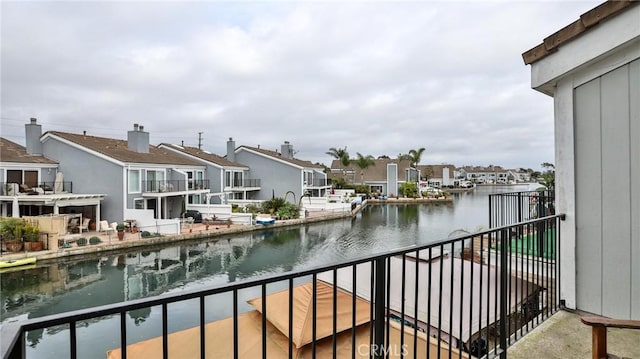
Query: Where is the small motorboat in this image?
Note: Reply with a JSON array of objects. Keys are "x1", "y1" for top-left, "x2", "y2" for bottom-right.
[
  {"x1": 0, "y1": 257, "x2": 37, "y2": 269},
  {"x1": 255, "y1": 216, "x2": 275, "y2": 226}
]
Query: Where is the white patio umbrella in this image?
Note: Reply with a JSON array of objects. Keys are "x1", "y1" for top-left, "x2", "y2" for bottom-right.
[
  {"x1": 12, "y1": 197, "x2": 20, "y2": 218},
  {"x1": 54, "y1": 172, "x2": 64, "y2": 193}
]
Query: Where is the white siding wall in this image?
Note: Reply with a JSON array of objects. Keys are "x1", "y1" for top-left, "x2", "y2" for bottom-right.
[{"x1": 574, "y1": 59, "x2": 640, "y2": 319}]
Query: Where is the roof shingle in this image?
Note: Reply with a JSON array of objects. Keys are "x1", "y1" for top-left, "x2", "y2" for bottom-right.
[
  {"x1": 0, "y1": 138, "x2": 57, "y2": 164},
  {"x1": 239, "y1": 145, "x2": 323, "y2": 169},
  {"x1": 159, "y1": 143, "x2": 248, "y2": 168},
  {"x1": 45, "y1": 131, "x2": 202, "y2": 166}
]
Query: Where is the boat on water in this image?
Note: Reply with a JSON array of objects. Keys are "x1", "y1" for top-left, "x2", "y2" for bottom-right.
[
  {"x1": 0, "y1": 257, "x2": 37, "y2": 269},
  {"x1": 255, "y1": 216, "x2": 275, "y2": 225}
]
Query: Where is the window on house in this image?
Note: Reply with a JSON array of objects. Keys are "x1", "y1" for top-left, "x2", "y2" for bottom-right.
[
  {"x1": 134, "y1": 198, "x2": 144, "y2": 209},
  {"x1": 146, "y1": 170, "x2": 166, "y2": 191},
  {"x1": 234, "y1": 171, "x2": 243, "y2": 187},
  {"x1": 6, "y1": 170, "x2": 38, "y2": 187},
  {"x1": 128, "y1": 170, "x2": 140, "y2": 193},
  {"x1": 196, "y1": 171, "x2": 204, "y2": 188},
  {"x1": 225, "y1": 171, "x2": 244, "y2": 187}
]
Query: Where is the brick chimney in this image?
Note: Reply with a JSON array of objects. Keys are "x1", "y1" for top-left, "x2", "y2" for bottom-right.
[
  {"x1": 226, "y1": 137, "x2": 236, "y2": 162},
  {"x1": 25, "y1": 118, "x2": 43, "y2": 155},
  {"x1": 280, "y1": 141, "x2": 294, "y2": 159},
  {"x1": 127, "y1": 123, "x2": 149, "y2": 153}
]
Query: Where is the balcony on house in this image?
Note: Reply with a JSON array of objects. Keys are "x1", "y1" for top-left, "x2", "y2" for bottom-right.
[
  {"x1": 1, "y1": 181, "x2": 73, "y2": 195},
  {"x1": 304, "y1": 178, "x2": 330, "y2": 188},
  {"x1": 142, "y1": 179, "x2": 210, "y2": 193}
]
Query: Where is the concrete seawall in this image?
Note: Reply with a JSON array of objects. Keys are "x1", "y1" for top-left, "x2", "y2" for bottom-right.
[{"x1": 0, "y1": 197, "x2": 452, "y2": 264}]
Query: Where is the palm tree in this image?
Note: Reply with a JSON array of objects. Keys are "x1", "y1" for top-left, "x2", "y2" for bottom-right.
[
  {"x1": 407, "y1": 147, "x2": 426, "y2": 168},
  {"x1": 326, "y1": 147, "x2": 351, "y2": 167},
  {"x1": 353, "y1": 152, "x2": 375, "y2": 183}
]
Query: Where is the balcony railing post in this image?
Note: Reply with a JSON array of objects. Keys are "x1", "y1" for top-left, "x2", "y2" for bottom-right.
[
  {"x1": 517, "y1": 192, "x2": 522, "y2": 223},
  {"x1": 499, "y1": 228, "x2": 508, "y2": 359},
  {"x1": 373, "y1": 257, "x2": 386, "y2": 359}
]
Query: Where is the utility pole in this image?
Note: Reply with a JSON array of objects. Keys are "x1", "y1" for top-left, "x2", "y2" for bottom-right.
[{"x1": 198, "y1": 132, "x2": 203, "y2": 150}]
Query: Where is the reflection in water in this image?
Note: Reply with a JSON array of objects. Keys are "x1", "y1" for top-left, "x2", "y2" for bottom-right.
[{"x1": 0, "y1": 186, "x2": 526, "y2": 358}]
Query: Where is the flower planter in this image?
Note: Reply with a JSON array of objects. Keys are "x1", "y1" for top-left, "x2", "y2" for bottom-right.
[
  {"x1": 117, "y1": 231, "x2": 125, "y2": 241},
  {"x1": 25, "y1": 241, "x2": 44, "y2": 251},
  {"x1": 5, "y1": 241, "x2": 23, "y2": 252}
]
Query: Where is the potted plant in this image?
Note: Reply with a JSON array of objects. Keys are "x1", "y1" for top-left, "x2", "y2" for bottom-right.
[
  {"x1": 89, "y1": 236, "x2": 102, "y2": 245},
  {"x1": 116, "y1": 223, "x2": 125, "y2": 241},
  {"x1": 76, "y1": 237, "x2": 87, "y2": 246},
  {"x1": 0, "y1": 217, "x2": 24, "y2": 252},
  {"x1": 23, "y1": 222, "x2": 43, "y2": 251}
]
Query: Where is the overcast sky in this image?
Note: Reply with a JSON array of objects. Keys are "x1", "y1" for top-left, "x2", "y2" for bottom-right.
[{"x1": 1, "y1": 1, "x2": 602, "y2": 170}]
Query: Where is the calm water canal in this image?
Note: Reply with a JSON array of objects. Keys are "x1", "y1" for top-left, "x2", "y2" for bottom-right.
[{"x1": 0, "y1": 185, "x2": 527, "y2": 358}]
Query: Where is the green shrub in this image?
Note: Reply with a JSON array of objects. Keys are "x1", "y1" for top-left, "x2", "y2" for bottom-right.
[
  {"x1": 0, "y1": 218, "x2": 27, "y2": 241},
  {"x1": 244, "y1": 204, "x2": 261, "y2": 215},
  {"x1": 399, "y1": 182, "x2": 419, "y2": 198},
  {"x1": 275, "y1": 202, "x2": 300, "y2": 220},
  {"x1": 262, "y1": 197, "x2": 287, "y2": 214},
  {"x1": 141, "y1": 231, "x2": 152, "y2": 238},
  {"x1": 89, "y1": 236, "x2": 101, "y2": 245},
  {"x1": 77, "y1": 237, "x2": 87, "y2": 246}
]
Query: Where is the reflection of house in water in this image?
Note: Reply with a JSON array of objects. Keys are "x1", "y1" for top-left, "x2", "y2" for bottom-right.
[
  {"x1": 122, "y1": 235, "x2": 259, "y2": 300},
  {"x1": 64, "y1": 259, "x2": 105, "y2": 290}
]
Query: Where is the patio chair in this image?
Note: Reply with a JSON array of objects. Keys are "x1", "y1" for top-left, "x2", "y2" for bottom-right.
[
  {"x1": 79, "y1": 218, "x2": 91, "y2": 232},
  {"x1": 67, "y1": 218, "x2": 79, "y2": 233},
  {"x1": 99, "y1": 220, "x2": 114, "y2": 235}
]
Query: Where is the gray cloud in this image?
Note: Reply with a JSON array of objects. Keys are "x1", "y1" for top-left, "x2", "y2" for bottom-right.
[{"x1": 1, "y1": 1, "x2": 601, "y2": 169}]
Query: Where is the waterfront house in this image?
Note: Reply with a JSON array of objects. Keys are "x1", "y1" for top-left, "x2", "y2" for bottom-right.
[
  {"x1": 40, "y1": 124, "x2": 208, "y2": 229},
  {"x1": 416, "y1": 164, "x2": 456, "y2": 188},
  {"x1": 507, "y1": 169, "x2": 531, "y2": 183},
  {"x1": 458, "y1": 165, "x2": 511, "y2": 184},
  {"x1": 523, "y1": 0, "x2": 639, "y2": 320},
  {"x1": 329, "y1": 158, "x2": 419, "y2": 196},
  {"x1": 0, "y1": 119, "x2": 105, "y2": 225},
  {"x1": 158, "y1": 141, "x2": 261, "y2": 204},
  {"x1": 229, "y1": 139, "x2": 330, "y2": 202}
]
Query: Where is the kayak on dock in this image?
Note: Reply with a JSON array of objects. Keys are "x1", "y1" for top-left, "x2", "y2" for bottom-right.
[{"x1": 0, "y1": 257, "x2": 37, "y2": 269}]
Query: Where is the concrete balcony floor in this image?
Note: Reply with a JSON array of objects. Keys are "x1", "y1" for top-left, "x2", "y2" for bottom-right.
[{"x1": 508, "y1": 310, "x2": 640, "y2": 359}]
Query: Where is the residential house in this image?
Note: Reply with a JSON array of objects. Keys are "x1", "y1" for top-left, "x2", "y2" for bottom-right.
[
  {"x1": 0, "y1": 119, "x2": 105, "y2": 223},
  {"x1": 523, "y1": 0, "x2": 639, "y2": 319},
  {"x1": 508, "y1": 168, "x2": 532, "y2": 183},
  {"x1": 329, "y1": 158, "x2": 418, "y2": 196},
  {"x1": 416, "y1": 164, "x2": 456, "y2": 188},
  {"x1": 158, "y1": 140, "x2": 261, "y2": 204},
  {"x1": 230, "y1": 140, "x2": 330, "y2": 202},
  {"x1": 458, "y1": 165, "x2": 510, "y2": 184},
  {"x1": 41, "y1": 124, "x2": 208, "y2": 226}
]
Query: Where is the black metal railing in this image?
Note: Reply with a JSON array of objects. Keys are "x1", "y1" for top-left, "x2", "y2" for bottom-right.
[
  {"x1": 2, "y1": 215, "x2": 563, "y2": 359},
  {"x1": 489, "y1": 190, "x2": 555, "y2": 229},
  {"x1": 143, "y1": 180, "x2": 210, "y2": 193},
  {"x1": 306, "y1": 178, "x2": 329, "y2": 187},
  {"x1": 1, "y1": 182, "x2": 73, "y2": 195},
  {"x1": 224, "y1": 179, "x2": 261, "y2": 189}
]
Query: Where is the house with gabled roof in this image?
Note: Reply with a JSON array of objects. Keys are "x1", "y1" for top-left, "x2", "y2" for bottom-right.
[
  {"x1": 158, "y1": 141, "x2": 261, "y2": 204},
  {"x1": 329, "y1": 158, "x2": 418, "y2": 196},
  {"x1": 457, "y1": 165, "x2": 511, "y2": 184},
  {"x1": 416, "y1": 164, "x2": 456, "y2": 188},
  {"x1": 41, "y1": 123, "x2": 208, "y2": 226},
  {"x1": 229, "y1": 139, "x2": 330, "y2": 203},
  {"x1": 0, "y1": 118, "x2": 106, "y2": 224}
]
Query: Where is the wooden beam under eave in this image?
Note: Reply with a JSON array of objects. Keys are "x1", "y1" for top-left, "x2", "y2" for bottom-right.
[{"x1": 522, "y1": 43, "x2": 555, "y2": 65}]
